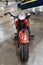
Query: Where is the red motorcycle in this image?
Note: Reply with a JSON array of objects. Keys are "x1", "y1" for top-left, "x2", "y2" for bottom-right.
[{"x1": 4, "y1": 12, "x2": 34, "y2": 62}]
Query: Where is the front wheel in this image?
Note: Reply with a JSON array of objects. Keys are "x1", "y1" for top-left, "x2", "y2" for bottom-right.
[{"x1": 20, "y1": 44, "x2": 29, "y2": 62}]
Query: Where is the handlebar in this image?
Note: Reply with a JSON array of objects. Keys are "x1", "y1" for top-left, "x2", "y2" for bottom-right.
[
  {"x1": 4, "y1": 12, "x2": 17, "y2": 19},
  {"x1": 4, "y1": 12, "x2": 35, "y2": 19}
]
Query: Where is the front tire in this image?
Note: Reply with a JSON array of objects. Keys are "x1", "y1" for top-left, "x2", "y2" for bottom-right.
[{"x1": 20, "y1": 44, "x2": 29, "y2": 62}]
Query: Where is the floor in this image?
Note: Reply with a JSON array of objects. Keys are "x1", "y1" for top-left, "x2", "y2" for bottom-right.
[
  {"x1": 0, "y1": 15, "x2": 43, "y2": 65},
  {"x1": 0, "y1": 2, "x2": 43, "y2": 65}
]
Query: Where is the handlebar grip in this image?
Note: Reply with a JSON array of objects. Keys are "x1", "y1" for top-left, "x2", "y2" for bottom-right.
[
  {"x1": 4, "y1": 12, "x2": 8, "y2": 15},
  {"x1": 4, "y1": 12, "x2": 11, "y2": 16},
  {"x1": 31, "y1": 12, "x2": 35, "y2": 15}
]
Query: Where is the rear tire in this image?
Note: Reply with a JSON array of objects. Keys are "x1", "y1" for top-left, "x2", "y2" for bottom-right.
[{"x1": 20, "y1": 44, "x2": 29, "y2": 62}]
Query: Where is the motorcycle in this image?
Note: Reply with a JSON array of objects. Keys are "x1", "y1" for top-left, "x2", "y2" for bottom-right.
[{"x1": 4, "y1": 12, "x2": 34, "y2": 62}]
